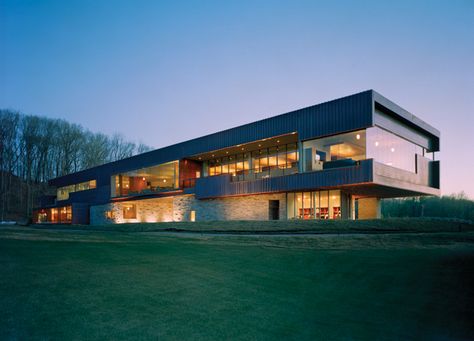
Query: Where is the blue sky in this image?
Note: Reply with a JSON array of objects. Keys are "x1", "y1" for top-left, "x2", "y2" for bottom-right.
[{"x1": 1, "y1": 0, "x2": 473, "y2": 197}]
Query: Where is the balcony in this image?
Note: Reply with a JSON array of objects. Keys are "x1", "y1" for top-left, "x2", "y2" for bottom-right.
[
  {"x1": 230, "y1": 164, "x2": 299, "y2": 182},
  {"x1": 195, "y1": 159, "x2": 373, "y2": 199}
]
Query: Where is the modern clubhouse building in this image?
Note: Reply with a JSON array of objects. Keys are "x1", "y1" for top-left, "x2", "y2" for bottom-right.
[{"x1": 34, "y1": 90, "x2": 440, "y2": 225}]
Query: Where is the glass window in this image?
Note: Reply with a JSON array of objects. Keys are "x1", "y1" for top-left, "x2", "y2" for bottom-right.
[
  {"x1": 123, "y1": 204, "x2": 137, "y2": 219},
  {"x1": 287, "y1": 190, "x2": 342, "y2": 220},
  {"x1": 57, "y1": 180, "x2": 97, "y2": 201},
  {"x1": 329, "y1": 190, "x2": 341, "y2": 219},
  {"x1": 302, "y1": 130, "x2": 365, "y2": 172},
  {"x1": 295, "y1": 193, "x2": 303, "y2": 219},
  {"x1": 366, "y1": 126, "x2": 421, "y2": 173},
  {"x1": 320, "y1": 191, "x2": 329, "y2": 219},
  {"x1": 111, "y1": 161, "x2": 179, "y2": 197},
  {"x1": 268, "y1": 147, "x2": 278, "y2": 171},
  {"x1": 302, "y1": 192, "x2": 312, "y2": 219}
]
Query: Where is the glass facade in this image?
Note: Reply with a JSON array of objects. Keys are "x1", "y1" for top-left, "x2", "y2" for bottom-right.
[
  {"x1": 34, "y1": 205, "x2": 72, "y2": 223},
  {"x1": 287, "y1": 190, "x2": 343, "y2": 220},
  {"x1": 302, "y1": 130, "x2": 366, "y2": 172},
  {"x1": 111, "y1": 161, "x2": 179, "y2": 197},
  {"x1": 57, "y1": 180, "x2": 96, "y2": 201},
  {"x1": 206, "y1": 143, "x2": 298, "y2": 181},
  {"x1": 302, "y1": 127, "x2": 425, "y2": 174},
  {"x1": 366, "y1": 127, "x2": 423, "y2": 173}
]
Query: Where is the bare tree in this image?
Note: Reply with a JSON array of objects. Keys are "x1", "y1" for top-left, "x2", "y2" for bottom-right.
[{"x1": 0, "y1": 109, "x2": 152, "y2": 221}]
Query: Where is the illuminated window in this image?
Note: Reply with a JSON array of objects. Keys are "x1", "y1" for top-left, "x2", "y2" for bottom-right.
[
  {"x1": 111, "y1": 161, "x2": 179, "y2": 197},
  {"x1": 123, "y1": 204, "x2": 137, "y2": 219},
  {"x1": 105, "y1": 210, "x2": 114, "y2": 220},
  {"x1": 57, "y1": 180, "x2": 97, "y2": 201}
]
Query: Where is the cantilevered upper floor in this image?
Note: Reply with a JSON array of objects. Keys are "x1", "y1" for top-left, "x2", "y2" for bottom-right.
[{"x1": 43, "y1": 90, "x2": 440, "y2": 208}]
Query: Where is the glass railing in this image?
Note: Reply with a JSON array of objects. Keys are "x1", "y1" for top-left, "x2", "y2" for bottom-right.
[
  {"x1": 230, "y1": 165, "x2": 298, "y2": 182},
  {"x1": 116, "y1": 186, "x2": 177, "y2": 197}
]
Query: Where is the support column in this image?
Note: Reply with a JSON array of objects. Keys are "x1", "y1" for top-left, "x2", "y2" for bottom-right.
[{"x1": 357, "y1": 197, "x2": 381, "y2": 219}]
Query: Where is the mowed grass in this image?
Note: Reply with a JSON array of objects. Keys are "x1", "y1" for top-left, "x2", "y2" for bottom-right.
[{"x1": 1, "y1": 226, "x2": 474, "y2": 340}]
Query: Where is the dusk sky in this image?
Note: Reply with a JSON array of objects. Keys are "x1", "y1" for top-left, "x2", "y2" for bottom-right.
[{"x1": 1, "y1": 0, "x2": 473, "y2": 197}]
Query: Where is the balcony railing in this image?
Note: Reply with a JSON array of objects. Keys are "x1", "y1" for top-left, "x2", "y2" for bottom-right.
[{"x1": 230, "y1": 165, "x2": 299, "y2": 182}]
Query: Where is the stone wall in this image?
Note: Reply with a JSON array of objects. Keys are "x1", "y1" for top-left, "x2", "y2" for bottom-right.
[
  {"x1": 89, "y1": 193, "x2": 287, "y2": 224},
  {"x1": 90, "y1": 197, "x2": 174, "y2": 224},
  {"x1": 358, "y1": 197, "x2": 381, "y2": 219},
  {"x1": 173, "y1": 193, "x2": 287, "y2": 222}
]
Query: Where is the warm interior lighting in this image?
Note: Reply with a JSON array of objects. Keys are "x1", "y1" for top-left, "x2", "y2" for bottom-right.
[
  {"x1": 241, "y1": 147, "x2": 244, "y2": 150},
  {"x1": 356, "y1": 134, "x2": 360, "y2": 140},
  {"x1": 142, "y1": 177, "x2": 146, "y2": 181},
  {"x1": 277, "y1": 140, "x2": 280, "y2": 143},
  {"x1": 226, "y1": 151, "x2": 229, "y2": 154},
  {"x1": 163, "y1": 179, "x2": 167, "y2": 183}
]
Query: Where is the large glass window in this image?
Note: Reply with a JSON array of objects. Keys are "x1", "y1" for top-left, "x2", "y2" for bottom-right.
[
  {"x1": 302, "y1": 128, "x2": 424, "y2": 174},
  {"x1": 287, "y1": 190, "x2": 342, "y2": 220},
  {"x1": 57, "y1": 180, "x2": 96, "y2": 201},
  {"x1": 34, "y1": 206, "x2": 72, "y2": 223},
  {"x1": 366, "y1": 127, "x2": 423, "y2": 173},
  {"x1": 111, "y1": 161, "x2": 179, "y2": 197},
  {"x1": 302, "y1": 130, "x2": 366, "y2": 172},
  {"x1": 207, "y1": 143, "x2": 298, "y2": 181}
]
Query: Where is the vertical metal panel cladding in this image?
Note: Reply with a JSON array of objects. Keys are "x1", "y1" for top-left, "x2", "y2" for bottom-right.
[
  {"x1": 72, "y1": 203, "x2": 89, "y2": 224},
  {"x1": 195, "y1": 160, "x2": 373, "y2": 199},
  {"x1": 49, "y1": 90, "x2": 374, "y2": 190},
  {"x1": 297, "y1": 90, "x2": 373, "y2": 140}
]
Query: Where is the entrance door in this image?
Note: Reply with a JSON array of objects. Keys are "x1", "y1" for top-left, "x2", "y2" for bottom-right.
[{"x1": 269, "y1": 200, "x2": 280, "y2": 220}]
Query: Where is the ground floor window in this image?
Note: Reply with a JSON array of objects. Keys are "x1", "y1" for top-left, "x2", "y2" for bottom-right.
[
  {"x1": 287, "y1": 190, "x2": 343, "y2": 220},
  {"x1": 33, "y1": 205, "x2": 72, "y2": 224},
  {"x1": 122, "y1": 204, "x2": 137, "y2": 219}
]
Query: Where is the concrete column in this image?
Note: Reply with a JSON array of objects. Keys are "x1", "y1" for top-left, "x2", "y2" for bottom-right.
[{"x1": 357, "y1": 197, "x2": 381, "y2": 219}]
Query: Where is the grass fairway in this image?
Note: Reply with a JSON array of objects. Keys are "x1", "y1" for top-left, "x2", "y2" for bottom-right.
[{"x1": 1, "y1": 227, "x2": 474, "y2": 340}]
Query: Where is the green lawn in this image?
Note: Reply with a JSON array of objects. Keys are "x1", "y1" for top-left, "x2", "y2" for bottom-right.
[{"x1": 1, "y1": 226, "x2": 473, "y2": 340}]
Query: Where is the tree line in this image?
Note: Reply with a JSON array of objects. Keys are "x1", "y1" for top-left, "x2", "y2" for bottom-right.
[
  {"x1": 381, "y1": 192, "x2": 474, "y2": 222},
  {"x1": 0, "y1": 109, "x2": 151, "y2": 221}
]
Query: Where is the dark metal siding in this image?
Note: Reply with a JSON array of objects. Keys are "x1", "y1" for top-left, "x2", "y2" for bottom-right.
[
  {"x1": 46, "y1": 90, "x2": 440, "y2": 209},
  {"x1": 72, "y1": 203, "x2": 89, "y2": 224},
  {"x1": 195, "y1": 160, "x2": 373, "y2": 199},
  {"x1": 50, "y1": 90, "x2": 374, "y2": 190}
]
